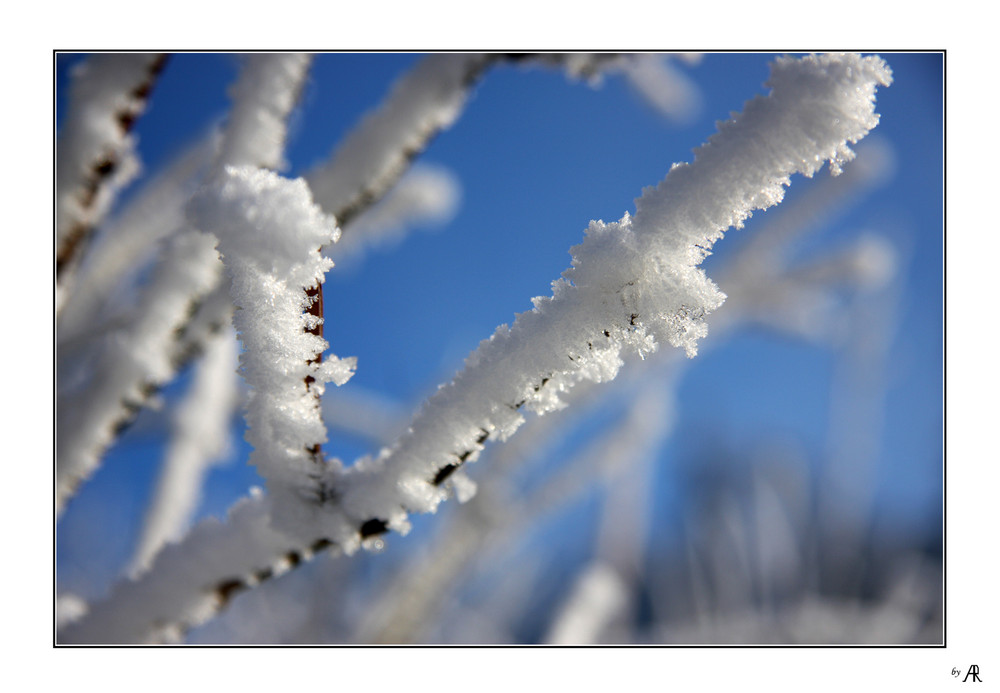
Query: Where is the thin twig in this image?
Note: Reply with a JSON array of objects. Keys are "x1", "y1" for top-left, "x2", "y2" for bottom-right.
[{"x1": 57, "y1": 54, "x2": 168, "y2": 287}]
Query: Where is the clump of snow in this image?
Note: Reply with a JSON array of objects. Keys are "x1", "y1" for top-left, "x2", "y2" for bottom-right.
[{"x1": 188, "y1": 166, "x2": 355, "y2": 497}]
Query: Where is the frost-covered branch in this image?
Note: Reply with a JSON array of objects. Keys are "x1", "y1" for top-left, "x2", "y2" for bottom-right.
[
  {"x1": 719, "y1": 138, "x2": 894, "y2": 283},
  {"x1": 320, "y1": 53, "x2": 892, "y2": 544},
  {"x1": 305, "y1": 53, "x2": 492, "y2": 227},
  {"x1": 618, "y1": 54, "x2": 702, "y2": 123},
  {"x1": 59, "y1": 53, "x2": 892, "y2": 644},
  {"x1": 56, "y1": 231, "x2": 221, "y2": 512},
  {"x1": 58, "y1": 135, "x2": 213, "y2": 345},
  {"x1": 543, "y1": 392, "x2": 669, "y2": 644},
  {"x1": 304, "y1": 52, "x2": 657, "y2": 231},
  {"x1": 522, "y1": 53, "x2": 703, "y2": 123},
  {"x1": 212, "y1": 54, "x2": 313, "y2": 175},
  {"x1": 714, "y1": 140, "x2": 896, "y2": 340},
  {"x1": 128, "y1": 328, "x2": 241, "y2": 577},
  {"x1": 56, "y1": 54, "x2": 314, "y2": 512},
  {"x1": 59, "y1": 492, "x2": 310, "y2": 644},
  {"x1": 358, "y1": 384, "x2": 673, "y2": 643},
  {"x1": 188, "y1": 167, "x2": 355, "y2": 502},
  {"x1": 56, "y1": 53, "x2": 167, "y2": 296}
]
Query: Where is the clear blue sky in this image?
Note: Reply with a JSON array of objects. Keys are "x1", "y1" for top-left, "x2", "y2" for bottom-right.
[{"x1": 56, "y1": 53, "x2": 943, "y2": 600}]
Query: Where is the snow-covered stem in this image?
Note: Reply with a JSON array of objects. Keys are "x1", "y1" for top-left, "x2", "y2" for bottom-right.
[
  {"x1": 352, "y1": 86, "x2": 899, "y2": 645},
  {"x1": 817, "y1": 270, "x2": 901, "y2": 589},
  {"x1": 304, "y1": 53, "x2": 636, "y2": 230},
  {"x1": 56, "y1": 53, "x2": 167, "y2": 293},
  {"x1": 313, "y1": 53, "x2": 891, "y2": 545},
  {"x1": 518, "y1": 53, "x2": 703, "y2": 123},
  {"x1": 188, "y1": 167, "x2": 355, "y2": 505},
  {"x1": 545, "y1": 396, "x2": 670, "y2": 645},
  {"x1": 305, "y1": 53, "x2": 493, "y2": 227},
  {"x1": 358, "y1": 383, "x2": 673, "y2": 643},
  {"x1": 712, "y1": 141, "x2": 897, "y2": 341},
  {"x1": 58, "y1": 135, "x2": 213, "y2": 345},
  {"x1": 57, "y1": 55, "x2": 316, "y2": 511},
  {"x1": 211, "y1": 53, "x2": 313, "y2": 176},
  {"x1": 128, "y1": 327, "x2": 241, "y2": 577},
  {"x1": 171, "y1": 277, "x2": 238, "y2": 365},
  {"x1": 59, "y1": 200, "x2": 892, "y2": 644},
  {"x1": 207, "y1": 53, "x2": 321, "y2": 445},
  {"x1": 56, "y1": 230, "x2": 222, "y2": 513},
  {"x1": 616, "y1": 54, "x2": 702, "y2": 123},
  {"x1": 59, "y1": 492, "x2": 320, "y2": 644}
]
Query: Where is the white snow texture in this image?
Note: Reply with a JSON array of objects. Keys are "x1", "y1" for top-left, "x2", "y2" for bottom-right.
[
  {"x1": 214, "y1": 54, "x2": 313, "y2": 174},
  {"x1": 189, "y1": 166, "x2": 355, "y2": 498}
]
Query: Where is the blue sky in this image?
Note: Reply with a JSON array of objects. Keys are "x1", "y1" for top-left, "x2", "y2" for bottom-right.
[{"x1": 56, "y1": 53, "x2": 943, "y2": 601}]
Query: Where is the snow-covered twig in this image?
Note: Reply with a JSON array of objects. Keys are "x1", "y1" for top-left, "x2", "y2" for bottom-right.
[
  {"x1": 128, "y1": 327, "x2": 241, "y2": 577},
  {"x1": 326, "y1": 53, "x2": 892, "y2": 542},
  {"x1": 305, "y1": 53, "x2": 492, "y2": 227},
  {"x1": 211, "y1": 54, "x2": 313, "y2": 176},
  {"x1": 304, "y1": 52, "x2": 670, "y2": 231},
  {"x1": 358, "y1": 384, "x2": 673, "y2": 643},
  {"x1": 56, "y1": 55, "x2": 314, "y2": 511},
  {"x1": 519, "y1": 53, "x2": 703, "y2": 123},
  {"x1": 60, "y1": 492, "x2": 308, "y2": 644},
  {"x1": 56, "y1": 231, "x2": 221, "y2": 513},
  {"x1": 56, "y1": 53, "x2": 166, "y2": 298},
  {"x1": 58, "y1": 135, "x2": 213, "y2": 346},
  {"x1": 189, "y1": 167, "x2": 355, "y2": 505},
  {"x1": 618, "y1": 54, "x2": 702, "y2": 123}
]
